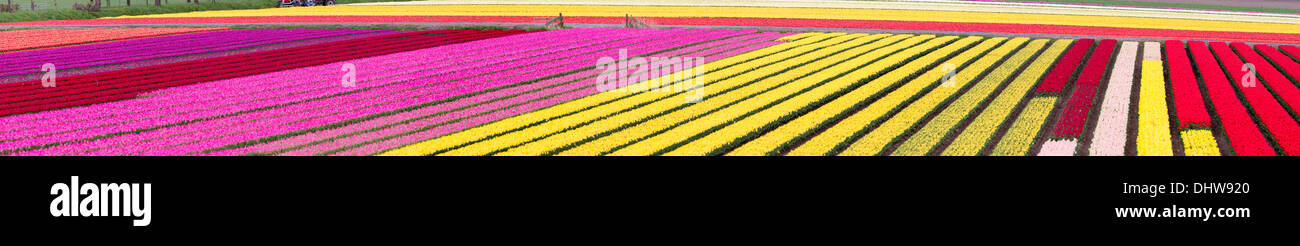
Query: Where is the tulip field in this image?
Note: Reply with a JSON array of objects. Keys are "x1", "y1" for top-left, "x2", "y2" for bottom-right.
[
  {"x1": 6, "y1": 1, "x2": 1300, "y2": 156},
  {"x1": 6, "y1": 27, "x2": 1300, "y2": 156}
]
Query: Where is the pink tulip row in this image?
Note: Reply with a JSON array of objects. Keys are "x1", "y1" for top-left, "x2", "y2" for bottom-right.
[
  {"x1": 3, "y1": 28, "x2": 760, "y2": 155},
  {"x1": 324, "y1": 37, "x2": 788, "y2": 156},
  {"x1": 126, "y1": 28, "x2": 722, "y2": 156},
  {"x1": 1037, "y1": 139, "x2": 1078, "y2": 156},
  {"x1": 241, "y1": 32, "x2": 788, "y2": 156},
  {"x1": 0, "y1": 29, "x2": 388, "y2": 80},
  {"x1": 0, "y1": 30, "x2": 401, "y2": 84},
  {"x1": 1, "y1": 28, "x2": 613, "y2": 154},
  {"x1": 0, "y1": 28, "x2": 601, "y2": 135},
  {"x1": 0, "y1": 28, "x2": 599, "y2": 130}
]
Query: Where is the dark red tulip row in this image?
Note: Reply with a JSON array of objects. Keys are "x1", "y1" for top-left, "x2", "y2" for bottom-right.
[
  {"x1": 1050, "y1": 39, "x2": 1117, "y2": 138},
  {"x1": 1034, "y1": 39, "x2": 1094, "y2": 95}
]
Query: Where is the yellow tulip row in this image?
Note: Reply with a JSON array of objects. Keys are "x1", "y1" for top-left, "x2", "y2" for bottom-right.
[
  {"x1": 778, "y1": 32, "x2": 818, "y2": 41},
  {"x1": 1137, "y1": 59, "x2": 1175, "y2": 156},
  {"x1": 989, "y1": 96, "x2": 1059, "y2": 156},
  {"x1": 841, "y1": 38, "x2": 1031, "y2": 156},
  {"x1": 783, "y1": 36, "x2": 996, "y2": 156},
  {"x1": 654, "y1": 35, "x2": 964, "y2": 156},
  {"x1": 600, "y1": 35, "x2": 935, "y2": 156},
  {"x1": 941, "y1": 40, "x2": 1074, "y2": 156},
  {"x1": 888, "y1": 39, "x2": 1048, "y2": 156},
  {"x1": 500, "y1": 34, "x2": 901, "y2": 156},
  {"x1": 726, "y1": 36, "x2": 983, "y2": 156},
  {"x1": 460, "y1": 33, "x2": 869, "y2": 156},
  {"x1": 1180, "y1": 129, "x2": 1221, "y2": 156},
  {"x1": 380, "y1": 32, "x2": 846, "y2": 156},
  {"x1": 600, "y1": 35, "x2": 925, "y2": 156}
]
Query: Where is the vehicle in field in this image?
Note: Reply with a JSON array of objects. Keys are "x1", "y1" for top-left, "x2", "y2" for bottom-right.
[{"x1": 279, "y1": 0, "x2": 336, "y2": 7}]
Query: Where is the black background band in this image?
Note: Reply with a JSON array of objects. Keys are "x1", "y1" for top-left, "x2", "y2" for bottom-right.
[{"x1": 3, "y1": 157, "x2": 1293, "y2": 239}]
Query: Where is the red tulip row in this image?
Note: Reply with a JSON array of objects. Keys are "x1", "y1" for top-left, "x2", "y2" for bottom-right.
[
  {"x1": 1282, "y1": 45, "x2": 1300, "y2": 61},
  {"x1": 1033, "y1": 39, "x2": 1094, "y2": 95},
  {"x1": 1231, "y1": 42, "x2": 1300, "y2": 114},
  {"x1": 1184, "y1": 41, "x2": 1274, "y2": 155},
  {"x1": 1263, "y1": 44, "x2": 1300, "y2": 88},
  {"x1": 1164, "y1": 41, "x2": 1212, "y2": 129},
  {"x1": 1050, "y1": 39, "x2": 1117, "y2": 138},
  {"x1": 1209, "y1": 42, "x2": 1300, "y2": 155},
  {"x1": 0, "y1": 29, "x2": 526, "y2": 117}
]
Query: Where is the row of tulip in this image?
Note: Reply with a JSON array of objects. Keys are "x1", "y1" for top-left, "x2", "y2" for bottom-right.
[
  {"x1": 383, "y1": 32, "x2": 846, "y2": 156},
  {"x1": 0, "y1": 29, "x2": 537, "y2": 154},
  {"x1": 507, "y1": 34, "x2": 898, "y2": 156},
  {"x1": 1211, "y1": 42, "x2": 1300, "y2": 155},
  {"x1": 0, "y1": 28, "x2": 222, "y2": 52},
  {"x1": 1164, "y1": 41, "x2": 1212, "y2": 129},
  {"x1": 841, "y1": 37, "x2": 1026, "y2": 156},
  {"x1": 434, "y1": 33, "x2": 868, "y2": 156},
  {"x1": 990, "y1": 97, "x2": 1059, "y2": 156},
  {"x1": 0, "y1": 29, "x2": 394, "y2": 81},
  {"x1": 892, "y1": 39, "x2": 1049, "y2": 156},
  {"x1": 222, "y1": 28, "x2": 777, "y2": 156},
  {"x1": 724, "y1": 35, "x2": 951, "y2": 156},
  {"x1": 989, "y1": 39, "x2": 1099, "y2": 155},
  {"x1": 1233, "y1": 43, "x2": 1300, "y2": 114},
  {"x1": 0, "y1": 29, "x2": 521, "y2": 118},
  {"x1": 2, "y1": 31, "x2": 398, "y2": 84},
  {"x1": 675, "y1": 35, "x2": 948, "y2": 156},
  {"x1": 1284, "y1": 46, "x2": 1300, "y2": 58},
  {"x1": 1032, "y1": 39, "x2": 1094, "y2": 95},
  {"x1": 1086, "y1": 42, "x2": 1139, "y2": 156},
  {"x1": 0, "y1": 27, "x2": 748, "y2": 154},
  {"x1": 379, "y1": 31, "x2": 826, "y2": 156},
  {"x1": 985, "y1": 39, "x2": 1098, "y2": 155},
  {"x1": 16, "y1": 28, "x2": 605, "y2": 155},
  {"x1": 73, "y1": 28, "x2": 669, "y2": 156},
  {"x1": 782, "y1": 36, "x2": 986, "y2": 156},
  {"x1": 1161, "y1": 41, "x2": 1219, "y2": 156},
  {"x1": 1048, "y1": 39, "x2": 1117, "y2": 139},
  {"x1": 1135, "y1": 47, "x2": 1174, "y2": 156},
  {"x1": 1180, "y1": 129, "x2": 1222, "y2": 156},
  {"x1": 1037, "y1": 139, "x2": 1078, "y2": 156},
  {"x1": 304, "y1": 32, "x2": 785, "y2": 156},
  {"x1": 570, "y1": 34, "x2": 901, "y2": 156},
  {"x1": 1185, "y1": 41, "x2": 1273, "y2": 156},
  {"x1": 3, "y1": 28, "x2": 527, "y2": 130},
  {"x1": 106, "y1": 3, "x2": 1300, "y2": 40},
  {"x1": 1, "y1": 28, "x2": 562, "y2": 139},
  {"x1": 939, "y1": 40, "x2": 1073, "y2": 156}
]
